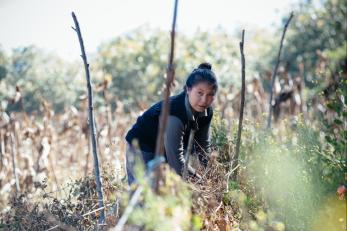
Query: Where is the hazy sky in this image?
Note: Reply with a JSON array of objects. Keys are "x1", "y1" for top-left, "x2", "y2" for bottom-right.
[{"x1": 0, "y1": 0, "x2": 299, "y2": 60}]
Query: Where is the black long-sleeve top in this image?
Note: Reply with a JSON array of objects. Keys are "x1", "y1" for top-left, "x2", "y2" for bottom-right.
[{"x1": 125, "y1": 91, "x2": 213, "y2": 176}]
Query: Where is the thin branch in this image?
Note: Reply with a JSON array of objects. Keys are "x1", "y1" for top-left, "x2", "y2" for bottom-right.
[
  {"x1": 213, "y1": 201, "x2": 223, "y2": 214},
  {"x1": 154, "y1": 0, "x2": 179, "y2": 156},
  {"x1": 153, "y1": 0, "x2": 179, "y2": 190},
  {"x1": 71, "y1": 11, "x2": 105, "y2": 224},
  {"x1": 10, "y1": 128, "x2": 20, "y2": 194},
  {"x1": 0, "y1": 129, "x2": 4, "y2": 171},
  {"x1": 45, "y1": 225, "x2": 59, "y2": 231},
  {"x1": 111, "y1": 185, "x2": 144, "y2": 231},
  {"x1": 231, "y1": 30, "x2": 246, "y2": 181},
  {"x1": 267, "y1": 12, "x2": 294, "y2": 129},
  {"x1": 84, "y1": 128, "x2": 91, "y2": 177},
  {"x1": 44, "y1": 212, "x2": 77, "y2": 231},
  {"x1": 112, "y1": 149, "x2": 165, "y2": 230},
  {"x1": 82, "y1": 206, "x2": 105, "y2": 217},
  {"x1": 225, "y1": 164, "x2": 240, "y2": 193}
]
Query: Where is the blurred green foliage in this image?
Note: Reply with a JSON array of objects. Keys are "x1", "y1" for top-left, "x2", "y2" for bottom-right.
[
  {"x1": 237, "y1": 115, "x2": 345, "y2": 230},
  {"x1": 0, "y1": 0, "x2": 345, "y2": 115},
  {"x1": 0, "y1": 0, "x2": 345, "y2": 229},
  {"x1": 280, "y1": 0, "x2": 346, "y2": 86},
  {"x1": 211, "y1": 111, "x2": 232, "y2": 162},
  {"x1": 127, "y1": 164, "x2": 192, "y2": 230},
  {"x1": 322, "y1": 76, "x2": 346, "y2": 170},
  {"x1": 0, "y1": 46, "x2": 84, "y2": 112},
  {"x1": 0, "y1": 46, "x2": 7, "y2": 82},
  {"x1": 0, "y1": 28, "x2": 244, "y2": 113},
  {"x1": 97, "y1": 27, "x2": 241, "y2": 112}
]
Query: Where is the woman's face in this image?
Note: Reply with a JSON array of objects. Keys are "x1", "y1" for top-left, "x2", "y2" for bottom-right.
[{"x1": 187, "y1": 82, "x2": 215, "y2": 112}]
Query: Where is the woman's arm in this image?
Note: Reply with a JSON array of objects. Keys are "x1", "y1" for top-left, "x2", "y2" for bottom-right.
[
  {"x1": 164, "y1": 115, "x2": 185, "y2": 175},
  {"x1": 194, "y1": 121, "x2": 212, "y2": 167},
  {"x1": 164, "y1": 115, "x2": 204, "y2": 177}
]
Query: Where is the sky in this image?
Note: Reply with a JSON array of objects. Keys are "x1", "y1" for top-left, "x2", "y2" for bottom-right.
[{"x1": 0, "y1": 0, "x2": 299, "y2": 61}]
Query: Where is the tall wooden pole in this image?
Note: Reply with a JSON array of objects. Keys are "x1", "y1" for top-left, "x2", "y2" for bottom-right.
[
  {"x1": 71, "y1": 12, "x2": 105, "y2": 224},
  {"x1": 267, "y1": 12, "x2": 294, "y2": 129},
  {"x1": 153, "y1": 0, "x2": 179, "y2": 191},
  {"x1": 231, "y1": 30, "x2": 246, "y2": 181},
  {"x1": 154, "y1": 0, "x2": 179, "y2": 156}
]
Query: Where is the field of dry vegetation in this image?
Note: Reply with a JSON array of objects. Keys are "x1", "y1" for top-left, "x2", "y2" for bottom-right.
[
  {"x1": 0, "y1": 73, "x2": 345, "y2": 231},
  {"x1": 0, "y1": 0, "x2": 346, "y2": 228}
]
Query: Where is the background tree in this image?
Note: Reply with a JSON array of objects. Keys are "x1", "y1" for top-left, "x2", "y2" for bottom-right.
[
  {"x1": 1, "y1": 46, "x2": 84, "y2": 112},
  {"x1": 281, "y1": 0, "x2": 346, "y2": 86},
  {"x1": 97, "y1": 27, "x2": 241, "y2": 112}
]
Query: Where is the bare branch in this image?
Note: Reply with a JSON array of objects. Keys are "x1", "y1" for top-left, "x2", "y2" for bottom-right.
[
  {"x1": 153, "y1": 0, "x2": 179, "y2": 190},
  {"x1": 10, "y1": 127, "x2": 20, "y2": 194},
  {"x1": 111, "y1": 185, "x2": 144, "y2": 231},
  {"x1": 44, "y1": 212, "x2": 77, "y2": 231},
  {"x1": 267, "y1": 12, "x2": 294, "y2": 129},
  {"x1": 71, "y1": 11, "x2": 106, "y2": 224},
  {"x1": 154, "y1": 0, "x2": 179, "y2": 156},
  {"x1": 231, "y1": 30, "x2": 246, "y2": 181}
]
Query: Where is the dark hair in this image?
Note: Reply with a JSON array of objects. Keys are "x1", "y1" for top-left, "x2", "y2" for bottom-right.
[{"x1": 185, "y1": 62, "x2": 218, "y2": 93}]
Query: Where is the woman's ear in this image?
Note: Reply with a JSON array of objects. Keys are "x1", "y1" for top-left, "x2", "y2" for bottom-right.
[{"x1": 186, "y1": 86, "x2": 191, "y2": 93}]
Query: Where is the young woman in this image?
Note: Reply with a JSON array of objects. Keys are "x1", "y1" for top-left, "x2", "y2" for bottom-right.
[{"x1": 125, "y1": 62, "x2": 218, "y2": 184}]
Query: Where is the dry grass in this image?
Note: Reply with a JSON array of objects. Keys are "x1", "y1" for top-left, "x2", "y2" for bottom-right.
[{"x1": 0, "y1": 82, "x2": 310, "y2": 230}]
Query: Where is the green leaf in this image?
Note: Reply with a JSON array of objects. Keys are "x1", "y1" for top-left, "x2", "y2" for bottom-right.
[
  {"x1": 228, "y1": 180, "x2": 239, "y2": 190},
  {"x1": 333, "y1": 118, "x2": 343, "y2": 125},
  {"x1": 343, "y1": 131, "x2": 347, "y2": 140},
  {"x1": 191, "y1": 215, "x2": 203, "y2": 230}
]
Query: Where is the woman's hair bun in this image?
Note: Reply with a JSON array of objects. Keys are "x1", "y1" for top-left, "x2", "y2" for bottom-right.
[
  {"x1": 185, "y1": 61, "x2": 218, "y2": 92},
  {"x1": 198, "y1": 62, "x2": 212, "y2": 70}
]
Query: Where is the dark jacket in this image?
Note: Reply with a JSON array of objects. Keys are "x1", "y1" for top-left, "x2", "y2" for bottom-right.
[{"x1": 125, "y1": 91, "x2": 213, "y2": 175}]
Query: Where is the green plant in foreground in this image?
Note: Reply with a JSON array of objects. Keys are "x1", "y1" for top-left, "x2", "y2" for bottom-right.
[
  {"x1": 127, "y1": 164, "x2": 192, "y2": 231},
  {"x1": 323, "y1": 76, "x2": 346, "y2": 161}
]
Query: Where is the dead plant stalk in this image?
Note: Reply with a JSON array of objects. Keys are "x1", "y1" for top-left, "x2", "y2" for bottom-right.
[
  {"x1": 267, "y1": 12, "x2": 294, "y2": 129},
  {"x1": 231, "y1": 30, "x2": 246, "y2": 181},
  {"x1": 153, "y1": 0, "x2": 179, "y2": 189},
  {"x1": 71, "y1": 11, "x2": 106, "y2": 224}
]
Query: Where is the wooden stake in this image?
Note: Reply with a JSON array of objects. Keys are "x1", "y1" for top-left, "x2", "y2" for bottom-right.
[
  {"x1": 153, "y1": 0, "x2": 179, "y2": 190},
  {"x1": 231, "y1": 30, "x2": 246, "y2": 181},
  {"x1": 154, "y1": 0, "x2": 179, "y2": 156},
  {"x1": 71, "y1": 12, "x2": 106, "y2": 224},
  {"x1": 267, "y1": 12, "x2": 294, "y2": 129}
]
